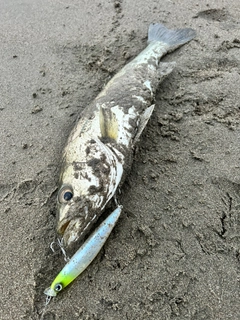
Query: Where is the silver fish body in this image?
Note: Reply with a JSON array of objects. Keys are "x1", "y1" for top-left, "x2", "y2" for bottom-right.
[{"x1": 57, "y1": 23, "x2": 196, "y2": 250}]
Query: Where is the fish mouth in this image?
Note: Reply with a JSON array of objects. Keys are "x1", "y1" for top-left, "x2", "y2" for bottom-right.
[
  {"x1": 58, "y1": 220, "x2": 71, "y2": 235},
  {"x1": 57, "y1": 217, "x2": 84, "y2": 248}
]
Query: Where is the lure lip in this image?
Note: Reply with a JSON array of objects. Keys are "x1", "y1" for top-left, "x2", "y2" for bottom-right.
[{"x1": 44, "y1": 287, "x2": 57, "y2": 297}]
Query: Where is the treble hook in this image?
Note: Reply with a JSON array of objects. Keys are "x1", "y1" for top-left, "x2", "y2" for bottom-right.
[{"x1": 50, "y1": 238, "x2": 70, "y2": 262}]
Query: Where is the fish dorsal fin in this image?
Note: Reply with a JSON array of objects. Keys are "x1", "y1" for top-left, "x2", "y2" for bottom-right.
[{"x1": 99, "y1": 104, "x2": 118, "y2": 141}]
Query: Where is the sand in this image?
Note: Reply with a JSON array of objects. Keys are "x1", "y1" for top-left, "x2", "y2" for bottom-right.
[{"x1": 1, "y1": 0, "x2": 240, "y2": 319}]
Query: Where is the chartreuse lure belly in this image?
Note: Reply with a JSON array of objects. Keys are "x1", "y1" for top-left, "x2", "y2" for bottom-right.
[{"x1": 44, "y1": 206, "x2": 122, "y2": 297}]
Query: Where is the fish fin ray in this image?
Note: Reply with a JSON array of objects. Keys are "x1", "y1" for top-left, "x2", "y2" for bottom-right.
[
  {"x1": 157, "y1": 61, "x2": 176, "y2": 83},
  {"x1": 133, "y1": 104, "x2": 155, "y2": 144},
  {"x1": 99, "y1": 105, "x2": 118, "y2": 141},
  {"x1": 148, "y1": 23, "x2": 196, "y2": 50}
]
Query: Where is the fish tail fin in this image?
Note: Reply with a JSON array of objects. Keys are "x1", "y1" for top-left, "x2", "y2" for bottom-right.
[{"x1": 148, "y1": 23, "x2": 196, "y2": 50}]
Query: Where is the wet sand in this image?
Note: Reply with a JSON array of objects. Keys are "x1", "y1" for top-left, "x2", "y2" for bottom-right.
[{"x1": 1, "y1": 1, "x2": 240, "y2": 319}]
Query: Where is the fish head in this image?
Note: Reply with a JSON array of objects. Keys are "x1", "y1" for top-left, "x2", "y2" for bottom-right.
[{"x1": 56, "y1": 137, "x2": 123, "y2": 250}]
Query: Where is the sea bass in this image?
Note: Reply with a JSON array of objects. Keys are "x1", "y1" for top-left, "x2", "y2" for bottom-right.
[{"x1": 57, "y1": 23, "x2": 196, "y2": 250}]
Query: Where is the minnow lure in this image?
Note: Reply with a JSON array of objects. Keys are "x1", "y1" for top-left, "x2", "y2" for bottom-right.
[
  {"x1": 56, "y1": 23, "x2": 196, "y2": 252},
  {"x1": 44, "y1": 206, "x2": 122, "y2": 297}
]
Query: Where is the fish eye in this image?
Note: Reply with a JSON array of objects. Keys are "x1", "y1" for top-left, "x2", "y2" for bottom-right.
[
  {"x1": 64, "y1": 191, "x2": 73, "y2": 201},
  {"x1": 58, "y1": 185, "x2": 73, "y2": 204},
  {"x1": 54, "y1": 283, "x2": 63, "y2": 292}
]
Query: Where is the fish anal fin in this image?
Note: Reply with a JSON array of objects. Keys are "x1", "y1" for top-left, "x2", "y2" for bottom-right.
[
  {"x1": 99, "y1": 105, "x2": 118, "y2": 141},
  {"x1": 157, "y1": 61, "x2": 176, "y2": 83},
  {"x1": 133, "y1": 104, "x2": 155, "y2": 144}
]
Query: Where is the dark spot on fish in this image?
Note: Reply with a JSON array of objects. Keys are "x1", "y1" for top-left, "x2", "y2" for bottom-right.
[
  {"x1": 74, "y1": 172, "x2": 79, "y2": 179},
  {"x1": 83, "y1": 172, "x2": 91, "y2": 181},
  {"x1": 98, "y1": 153, "x2": 110, "y2": 174},
  {"x1": 73, "y1": 161, "x2": 83, "y2": 171},
  {"x1": 101, "y1": 166, "x2": 110, "y2": 175},
  {"x1": 100, "y1": 153, "x2": 106, "y2": 162},
  {"x1": 88, "y1": 113, "x2": 95, "y2": 120},
  {"x1": 88, "y1": 184, "x2": 103, "y2": 194},
  {"x1": 85, "y1": 146, "x2": 90, "y2": 155},
  {"x1": 111, "y1": 142, "x2": 129, "y2": 165},
  {"x1": 124, "y1": 125, "x2": 134, "y2": 133},
  {"x1": 77, "y1": 171, "x2": 91, "y2": 181},
  {"x1": 87, "y1": 158, "x2": 101, "y2": 167},
  {"x1": 90, "y1": 139, "x2": 96, "y2": 144},
  {"x1": 87, "y1": 158, "x2": 102, "y2": 177},
  {"x1": 100, "y1": 136, "x2": 116, "y2": 144},
  {"x1": 128, "y1": 117, "x2": 138, "y2": 130}
]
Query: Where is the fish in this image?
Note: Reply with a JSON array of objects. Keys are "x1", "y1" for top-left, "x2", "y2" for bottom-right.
[
  {"x1": 56, "y1": 23, "x2": 196, "y2": 251},
  {"x1": 44, "y1": 206, "x2": 122, "y2": 297}
]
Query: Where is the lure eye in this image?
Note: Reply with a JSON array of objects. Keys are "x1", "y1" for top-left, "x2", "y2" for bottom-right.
[
  {"x1": 54, "y1": 283, "x2": 63, "y2": 292},
  {"x1": 58, "y1": 185, "x2": 73, "y2": 204}
]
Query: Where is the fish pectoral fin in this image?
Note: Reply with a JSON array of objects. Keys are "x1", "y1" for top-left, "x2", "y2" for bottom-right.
[
  {"x1": 157, "y1": 61, "x2": 176, "y2": 83},
  {"x1": 133, "y1": 104, "x2": 155, "y2": 144},
  {"x1": 99, "y1": 105, "x2": 118, "y2": 141}
]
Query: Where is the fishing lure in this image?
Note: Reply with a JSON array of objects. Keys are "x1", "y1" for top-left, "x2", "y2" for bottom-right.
[{"x1": 44, "y1": 206, "x2": 122, "y2": 298}]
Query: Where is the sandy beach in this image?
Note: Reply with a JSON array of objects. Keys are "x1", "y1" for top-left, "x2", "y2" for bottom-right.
[{"x1": 1, "y1": 0, "x2": 240, "y2": 319}]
